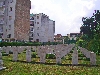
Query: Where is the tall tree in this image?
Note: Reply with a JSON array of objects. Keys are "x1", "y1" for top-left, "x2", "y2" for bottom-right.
[{"x1": 80, "y1": 10, "x2": 100, "y2": 38}]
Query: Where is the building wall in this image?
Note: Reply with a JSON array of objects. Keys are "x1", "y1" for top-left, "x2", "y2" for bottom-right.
[
  {"x1": 48, "y1": 20, "x2": 55, "y2": 42},
  {"x1": 1, "y1": 0, "x2": 31, "y2": 41},
  {"x1": 0, "y1": 0, "x2": 5, "y2": 38},
  {"x1": 2, "y1": 0, "x2": 16, "y2": 39},
  {"x1": 7, "y1": 0, "x2": 16, "y2": 38},
  {"x1": 14, "y1": 0, "x2": 31, "y2": 41}
]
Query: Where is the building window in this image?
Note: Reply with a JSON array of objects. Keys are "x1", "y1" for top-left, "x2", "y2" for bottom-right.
[
  {"x1": 37, "y1": 22, "x2": 39, "y2": 24},
  {"x1": 30, "y1": 28, "x2": 33, "y2": 31},
  {"x1": 36, "y1": 39, "x2": 39, "y2": 42},
  {"x1": 30, "y1": 17, "x2": 34, "y2": 20},
  {"x1": 37, "y1": 33, "x2": 39, "y2": 36},
  {"x1": 9, "y1": 25, "x2": 11, "y2": 30},
  {"x1": 10, "y1": 7, "x2": 12, "y2": 11},
  {"x1": 7, "y1": 34, "x2": 11, "y2": 38},
  {"x1": 3, "y1": 1, "x2": 5, "y2": 5},
  {"x1": 37, "y1": 16, "x2": 39, "y2": 19},
  {"x1": 31, "y1": 34, "x2": 33, "y2": 37},
  {"x1": 9, "y1": 16, "x2": 12, "y2": 20},
  {"x1": 37, "y1": 27, "x2": 39, "y2": 30},
  {"x1": 10, "y1": 0, "x2": 13, "y2": 3},
  {"x1": 30, "y1": 24, "x2": 34, "y2": 26}
]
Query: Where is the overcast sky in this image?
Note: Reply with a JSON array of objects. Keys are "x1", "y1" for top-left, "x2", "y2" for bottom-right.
[{"x1": 30, "y1": 0, "x2": 99, "y2": 36}]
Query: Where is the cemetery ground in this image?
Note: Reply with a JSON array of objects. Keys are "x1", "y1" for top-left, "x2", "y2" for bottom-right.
[{"x1": 0, "y1": 50, "x2": 100, "y2": 75}]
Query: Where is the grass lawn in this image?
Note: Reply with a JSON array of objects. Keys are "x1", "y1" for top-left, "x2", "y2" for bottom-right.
[{"x1": 0, "y1": 51, "x2": 100, "y2": 75}]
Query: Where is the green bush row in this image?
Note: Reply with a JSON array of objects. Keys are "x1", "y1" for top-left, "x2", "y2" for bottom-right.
[{"x1": 0, "y1": 42, "x2": 61, "y2": 47}]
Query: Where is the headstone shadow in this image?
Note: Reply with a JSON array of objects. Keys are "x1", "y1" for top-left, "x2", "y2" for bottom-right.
[{"x1": 9, "y1": 59, "x2": 98, "y2": 67}]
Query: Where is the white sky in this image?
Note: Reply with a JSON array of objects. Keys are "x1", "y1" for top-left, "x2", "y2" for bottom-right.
[{"x1": 30, "y1": 0, "x2": 99, "y2": 36}]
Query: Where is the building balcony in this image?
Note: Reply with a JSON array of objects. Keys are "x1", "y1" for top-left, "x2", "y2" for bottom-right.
[
  {"x1": 0, "y1": 2, "x2": 5, "y2": 8},
  {"x1": 0, "y1": 4, "x2": 5, "y2": 8}
]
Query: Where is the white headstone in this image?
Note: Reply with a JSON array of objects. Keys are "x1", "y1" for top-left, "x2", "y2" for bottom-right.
[
  {"x1": 6, "y1": 46, "x2": 10, "y2": 54},
  {"x1": 40, "y1": 52, "x2": 46, "y2": 63},
  {"x1": 39, "y1": 46, "x2": 46, "y2": 63},
  {"x1": 26, "y1": 50, "x2": 31, "y2": 62},
  {"x1": 0, "y1": 47, "x2": 6, "y2": 70},
  {"x1": 72, "y1": 47, "x2": 78, "y2": 65},
  {"x1": 2, "y1": 46, "x2": 6, "y2": 52},
  {"x1": 12, "y1": 46, "x2": 18, "y2": 61},
  {"x1": 55, "y1": 51, "x2": 61, "y2": 64},
  {"x1": 90, "y1": 52, "x2": 96, "y2": 65},
  {"x1": 18, "y1": 46, "x2": 24, "y2": 53},
  {"x1": 78, "y1": 47, "x2": 90, "y2": 58}
]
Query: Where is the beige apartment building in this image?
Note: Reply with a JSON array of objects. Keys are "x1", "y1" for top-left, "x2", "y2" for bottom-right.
[{"x1": 0, "y1": 0, "x2": 31, "y2": 41}]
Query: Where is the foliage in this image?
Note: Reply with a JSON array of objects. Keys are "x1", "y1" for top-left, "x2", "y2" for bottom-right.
[
  {"x1": 31, "y1": 52, "x2": 36, "y2": 58},
  {"x1": 46, "y1": 54, "x2": 56, "y2": 59},
  {"x1": 77, "y1": 34, "x2": 100, "y2": 54},
  {"x1": 0, "y1": 42, "x2": 62, "y2": 47},
  {"x1": 63, "y1": 36, "x2": 70, "y2": 44},
  {"x1": 78, "y1": 10, "x2": 100, "y2": 54},
  {"x1": 81, "y1": 10, "x2": 100, "y2": 37}
]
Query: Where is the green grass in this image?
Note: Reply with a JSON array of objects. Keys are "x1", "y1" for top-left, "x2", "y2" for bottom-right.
[{"x1": 0, "y1": 51, "x2": 100, "y2": 75}]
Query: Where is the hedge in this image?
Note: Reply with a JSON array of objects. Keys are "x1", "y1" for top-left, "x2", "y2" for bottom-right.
[{"x1": 0, "y1": 42, "x2": 60, "y2": 47}]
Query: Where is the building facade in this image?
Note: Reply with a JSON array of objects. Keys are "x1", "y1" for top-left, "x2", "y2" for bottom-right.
[
  {"x1": 67, "y1": 33, "x2": 81, "y2": 40},
  {"x1": 54, "y1": 34, "x2": 62, "y2": 42},
  {"x1": 0, "y1": 0, "x2": 31, "y2": 41},
  {"x1": 0, "y1": 0, "x2": 5, "y2": 38},
  {"x1": 30, "y1": 13, "x2": 55, "y2": 42}
]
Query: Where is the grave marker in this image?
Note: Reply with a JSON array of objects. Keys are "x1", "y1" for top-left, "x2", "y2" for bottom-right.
[
  {"x1": 12, "y1": 46, "x2": 18, "y2": 61},
  {"x1": 26, "y1": 50, "x2": 31, "y2": 62},
  {"x1": 0, "y1": 47, "x2": 6, "y2": 70},
  {"x1": 72, "y1": 47, "x2": 78, "y2": 65}
]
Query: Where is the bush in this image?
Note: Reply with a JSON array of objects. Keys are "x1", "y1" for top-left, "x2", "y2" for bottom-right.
[
  {"x1": 31, "y1": 52, "x2": 36, "y2": 58},
  {"x1": 46, "y1": 54, "x2": 56, "y2": 59}
]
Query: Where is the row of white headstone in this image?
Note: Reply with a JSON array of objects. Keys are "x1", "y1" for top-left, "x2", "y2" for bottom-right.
[
  {"x1": 0, "y1": 44, "x2": 96, "y2": 66},
  {"x1": 0, "y1": 44, "x2": 75, "y2": 64},
  {"x1": 37, "y1": 44, "x2": 75, "y2": 64},
  {"x1": 78, "y1": 46, "x2": 96, "y2": 65}
]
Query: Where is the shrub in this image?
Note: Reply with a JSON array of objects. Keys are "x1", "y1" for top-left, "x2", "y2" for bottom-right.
[
  {"x1": 46, "y1": 54, "x2": 56, "y2": 59},
  {"x1": 31, "y1": 52, "x2": 36, "y2": 58}
]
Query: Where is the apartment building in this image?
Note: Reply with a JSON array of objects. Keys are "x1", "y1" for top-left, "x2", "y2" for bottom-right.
[
  {"x1": 30, "y1": 13, "x2": 55, "y2": 42},
  {"x1": 0, "y1": 0, "x2": 31, "y2": 41}
]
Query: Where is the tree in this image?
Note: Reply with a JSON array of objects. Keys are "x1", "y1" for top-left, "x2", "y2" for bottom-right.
[{"x1": 80, "y1": 10, "x2": 100, "y2": 39}]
